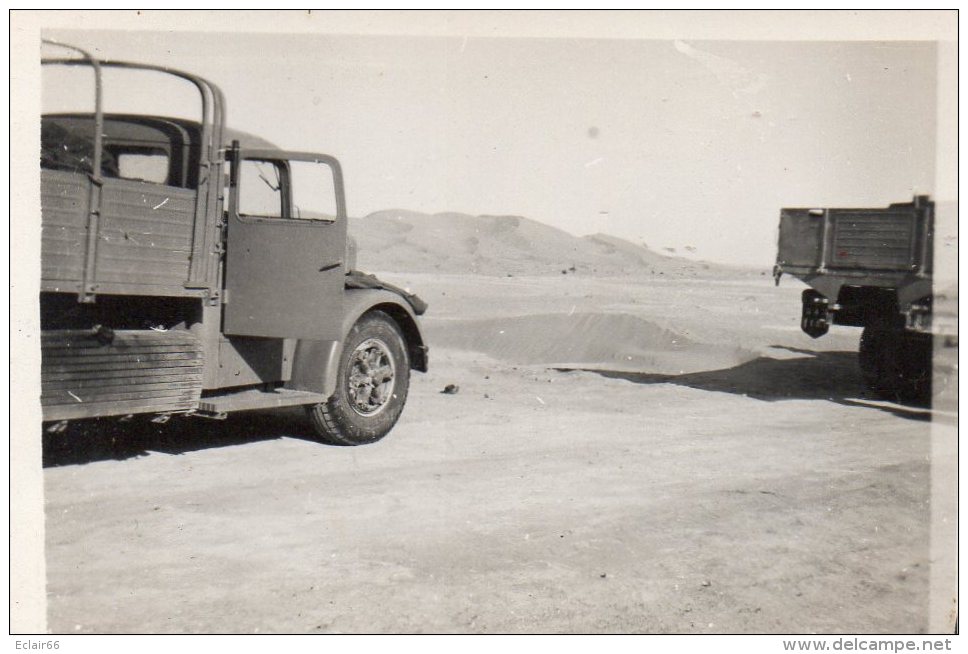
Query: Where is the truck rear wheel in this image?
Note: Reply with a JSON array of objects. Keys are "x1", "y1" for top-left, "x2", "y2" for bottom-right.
[
  {"x1": 859, "y1": 326, "x2": 931, "y2": 404},
  {"x1": 306, "y1": 311, "x2": 410, "y2": 445}
]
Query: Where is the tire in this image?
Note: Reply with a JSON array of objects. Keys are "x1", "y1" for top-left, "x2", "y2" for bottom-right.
[
  {"x1": 895, "y1": 331, "x2": 932, "y2": 404},
  {"x1": 859, "y1": 326, "x2": 894, "y2": 394},
  {"x1": 307, "y1": 311, "x2": 410, "y2": 445},
  {"x1": 859, "y1": 325, "x2": 931, "y2": 404}
]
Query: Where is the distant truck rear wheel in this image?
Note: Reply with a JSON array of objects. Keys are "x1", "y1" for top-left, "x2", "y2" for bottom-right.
[
  {"x1": 306, "y1": 311, "x2": 411, "y2": 445},
  {"x1": 859, "y1": 326, "x2": 931, "y2": 404}
]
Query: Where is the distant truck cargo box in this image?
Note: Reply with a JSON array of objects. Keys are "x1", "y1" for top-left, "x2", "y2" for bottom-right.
[{"x1": 776, "y1": 195, "x2": 933, "y2": 279}]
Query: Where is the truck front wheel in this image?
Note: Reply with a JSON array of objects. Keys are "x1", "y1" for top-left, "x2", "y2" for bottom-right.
[{"x1": 306, "y1": 311, "x2": 411, "y2": 445}]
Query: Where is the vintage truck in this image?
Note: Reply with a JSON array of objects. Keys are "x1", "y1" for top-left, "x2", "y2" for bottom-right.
[
  {"x1": 39, "y1": 43, "x2": 428, "y2": 445},
  {"x1": 774, "y1": 195, "x2": 934, "y2": 403}
]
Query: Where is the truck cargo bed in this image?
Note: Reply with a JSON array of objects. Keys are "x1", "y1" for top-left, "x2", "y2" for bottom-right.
[{"x1": 776, "y1": 196, "x2": 933, "y2": 280}]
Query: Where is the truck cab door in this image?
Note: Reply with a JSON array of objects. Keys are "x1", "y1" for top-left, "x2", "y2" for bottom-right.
[{"x1": 223, "y1": 148, "x2": 347, "y2": 340}]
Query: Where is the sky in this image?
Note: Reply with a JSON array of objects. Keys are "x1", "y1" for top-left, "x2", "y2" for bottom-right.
[{"x1": 41, "y1": 27, "x2": 942, "y2": 266}]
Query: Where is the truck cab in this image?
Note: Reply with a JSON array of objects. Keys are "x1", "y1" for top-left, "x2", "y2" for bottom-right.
[{"x1": 40, "y1": 43, "x2": 427, "y2": 445}]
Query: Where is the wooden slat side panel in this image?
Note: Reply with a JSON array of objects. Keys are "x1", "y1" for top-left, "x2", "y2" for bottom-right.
[
  {"x1": 43, "y1": 368, "x2": 203, "y2": 383},
  {"x1": 97, "y1": 181, "x2": 197, "y2": 287},
  {"x1": 830, "y1": 211, "x2": 917, "y2": 271},
  {"x1": 43, "y1": 373, "x2": 203, "y2": 390},
  {"x1": 41, "y1": 170, "x2": 89, "y2": 284},
  {"x1": 40, "y1": 329, "x2": 203, "y2": 420},
  {"x1": 43, "y1": 360, "x2": 203, "y2": 375},
  {"x1": 42, "y1": 384, "x2": 202, "y2": 405},
  {"x1": 41, "y1": 329, "x2": 200, "y2": 344}
]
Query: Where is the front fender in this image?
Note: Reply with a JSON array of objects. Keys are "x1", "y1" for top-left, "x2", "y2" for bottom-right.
[
  {"x1": 343, "y1": 288, "x2": 429, "y2": 372},
  {"x1": 287, "y1": 288, "x2": 428, "y2": 397}
]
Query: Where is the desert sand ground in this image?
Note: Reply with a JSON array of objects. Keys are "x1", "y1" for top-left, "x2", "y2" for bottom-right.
[{"x1": 41, "y1": 264, "x2": 957, "y2": 634}]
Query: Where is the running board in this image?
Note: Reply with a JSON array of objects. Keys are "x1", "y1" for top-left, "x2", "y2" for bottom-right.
[{"x1": 197, "y1": 388, "x2": 329, "y2": 418}]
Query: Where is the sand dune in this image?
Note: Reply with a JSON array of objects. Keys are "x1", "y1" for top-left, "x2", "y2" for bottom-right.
[
  {"x1": 351, "y1": 210, "x2": 755, "y2": 277},
  {"x1": 427, "y1": 312, "x2": 756, "y2": 374}
]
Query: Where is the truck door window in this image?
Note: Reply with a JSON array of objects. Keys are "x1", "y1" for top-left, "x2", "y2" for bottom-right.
[
  {"x1": 239, "y1": 160, "x2": 284, "y2": 218},
  {"x1": 289, "y1": 160, "x2": 339, "y2": 222}
]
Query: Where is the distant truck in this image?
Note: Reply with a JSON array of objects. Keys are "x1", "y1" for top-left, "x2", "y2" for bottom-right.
[
  {"x1": 39, "y1": 43, "x2": 428, "y2": 445},
  {"x1": 774, "y1": 196, "x2": 934, "y2": 402}
]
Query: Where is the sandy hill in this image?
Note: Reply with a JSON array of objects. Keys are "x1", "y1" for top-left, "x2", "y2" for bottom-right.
[{"x1": 350, "y1": 210, "x2": 756, "y2": 277}]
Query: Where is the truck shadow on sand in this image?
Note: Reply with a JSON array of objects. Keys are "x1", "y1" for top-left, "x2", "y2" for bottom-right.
[
  {"x1": 42, "y1": 408, "x2": 314, "y2": 468},
  {"x1": 559, "y1": 345, "x2": 934, "y2": 422}
]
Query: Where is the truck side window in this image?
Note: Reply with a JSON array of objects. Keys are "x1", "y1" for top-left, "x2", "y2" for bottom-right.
[
  {"x1": 116, "y1": 148, "x2": 170, "y2": 184},
  {"x1": 239, "y1": 160, "x2": 284, "y2": 218},
  {"x1": 288, "y1": 160, "x2": 339, "y2": 222}
]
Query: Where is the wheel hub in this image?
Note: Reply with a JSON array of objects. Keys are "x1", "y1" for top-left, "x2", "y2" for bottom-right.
[{"x1": 346, "y1": 338, "x2": 396, "y2": 416}]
